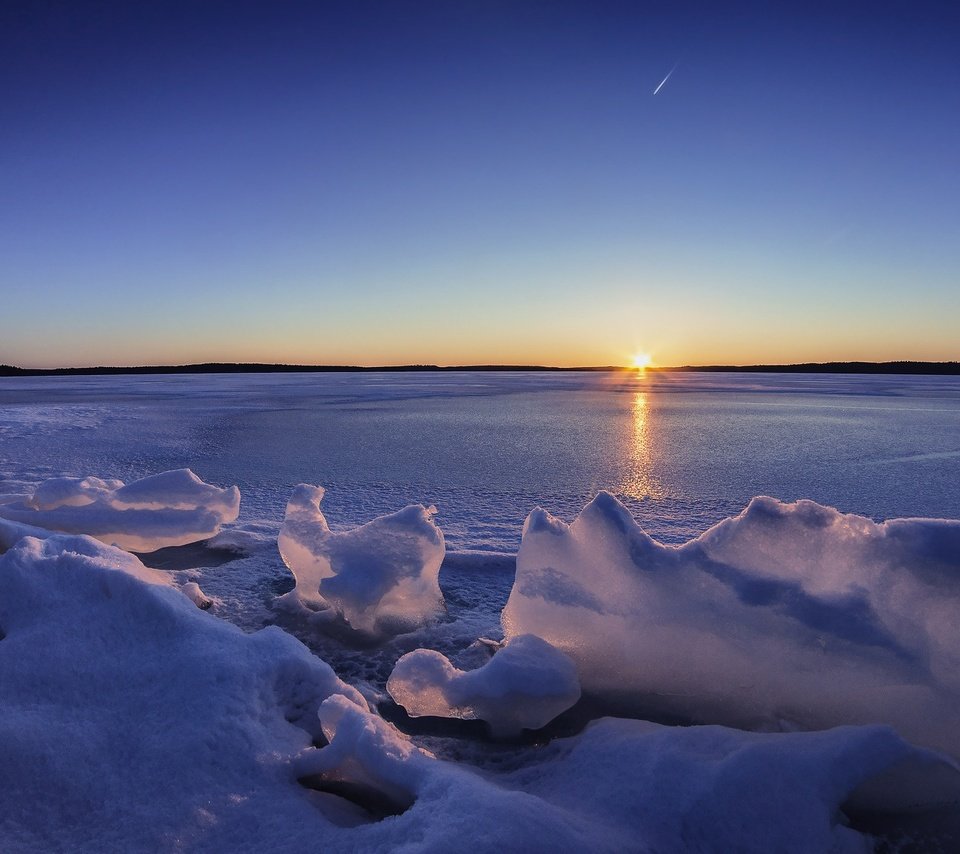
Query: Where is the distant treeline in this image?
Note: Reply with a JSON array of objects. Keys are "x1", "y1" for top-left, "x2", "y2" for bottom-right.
[
  {"x1": 1, "y1": 361, "x2": 959, "y2": 377},
  {"x1": 663, "y1": 361, "x2": 960, "y2": 375}
]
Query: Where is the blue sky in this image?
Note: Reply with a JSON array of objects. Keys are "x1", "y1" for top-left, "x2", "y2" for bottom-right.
[{"x1": 2, "y1": 1, "x2": 958, "y2": 367}]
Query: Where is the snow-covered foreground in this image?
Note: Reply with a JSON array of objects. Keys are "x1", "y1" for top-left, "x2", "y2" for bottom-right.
[{"x1": 1, "y1": 470, "x2": 959, "y2": 851}]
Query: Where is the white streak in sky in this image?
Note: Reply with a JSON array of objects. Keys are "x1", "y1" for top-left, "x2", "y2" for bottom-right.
[{"x1": 653, "y1": 64, "x2": 678, "y2": 95}]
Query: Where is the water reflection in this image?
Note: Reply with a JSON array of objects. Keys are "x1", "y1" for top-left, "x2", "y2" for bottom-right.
[{"x1": 619, "y1": 391, "x2": 665, "y2": 500}]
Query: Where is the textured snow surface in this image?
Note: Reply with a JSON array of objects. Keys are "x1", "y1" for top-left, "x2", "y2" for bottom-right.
[
  {"x1": 278, "y1": 484, "x2": 445, "y2": 635},
  {"x1": 387, "y1": 634, "x2": 581, "y2": 736},
  {"x1": 0, "y1": 520, "x2": 958, "y2": 851},
  {"x1": 0, "y1": 534, "x2": 370, "y2": 851},
  {"x1": 503, "y1": 492, "x2": 960, "y2": 753},
  {"x1": 295, "y1": 693, "x2": 959, "y2": 854},
  {"x1": 0, "y1": 469, "x2": 239, "y2": 552}
]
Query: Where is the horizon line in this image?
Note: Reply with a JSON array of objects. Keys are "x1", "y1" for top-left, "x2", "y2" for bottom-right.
[{"x1": 2, "y1": 360, "x2": 959, "y2": 377}]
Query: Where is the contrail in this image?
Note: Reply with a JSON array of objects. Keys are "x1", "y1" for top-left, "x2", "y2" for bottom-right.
[{"x1": 653, "y1": 64, "x2": 678, "y2": 95}]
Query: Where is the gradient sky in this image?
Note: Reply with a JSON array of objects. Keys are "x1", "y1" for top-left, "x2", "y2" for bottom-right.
[{"x1": 2, "y1": 0, "x2": 959, "y2": 368}]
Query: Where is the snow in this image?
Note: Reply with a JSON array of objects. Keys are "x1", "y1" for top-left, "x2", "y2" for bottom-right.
[
  {"x1": 278, "y1": 484, "x2": 445, "y2": 636},
  {"x1": 387, "y1": 634, "x2": 580, "y2": 736},
  {"x1": 0, "y1": 510, "x2": 958, "y2": 851},
  {"x1": 503, "y1": 492, "x2": 960, "y2": 754},
  {"x1": 0, "y1": 469, "x2": 240, "y2": 552},
  {"x1": 0, "y1": 516, "x2": 58, "y2": 552},
  {"x1": 0, "y1": 534, "x2": 368, "y2": 851},
  {"x1": 294, "y1": 691, "x2": 960, "y2": 853}
]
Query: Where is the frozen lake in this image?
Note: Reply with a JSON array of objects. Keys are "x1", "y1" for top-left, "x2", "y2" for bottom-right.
[
  {"x1": 4, "y1": 369, "x2": 958, "y2": 683},
  {"x1": 3, "y1": 370, "x2": 960, "y2": 850},
  {"x1": 1, "y1": 370, "x2": 958, "y2": 552}
]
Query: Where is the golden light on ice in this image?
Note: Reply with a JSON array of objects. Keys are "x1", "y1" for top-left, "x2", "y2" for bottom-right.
[
  {"x1": 631, "y1": 352, "x2": 653, "y2": 370},
  {"x1": 618, "y1": 392, "x2": 664, "y2": 500}
]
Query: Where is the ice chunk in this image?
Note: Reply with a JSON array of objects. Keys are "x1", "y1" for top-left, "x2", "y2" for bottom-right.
[
  {"x1": 278, "y1": 484, "x2": 444, "y2": 635},
  {"x1": 181, "y1": 580, "x2": 213, "y2": 609},
  {"x1": 205, "y1": 522, "x2": 278, "y2": 554},
  {"x1": 387, "y1": 634, "x2": 581, "y2": 736},
  {"x1": 110, "y1": 468, "x2": 238, "y2": 514},
  {"x1": 27, "y1": 475, "x2": 123, "y2": 510},
  {"x1": 296, "y1": 694, "x2": 426, "y2": 816},
  {"x1": 503, "y1": 492, "x2": 960, "y2": 754},
  {"x1": 0, "y1": 469, "x2": 240, "y2": 552}
]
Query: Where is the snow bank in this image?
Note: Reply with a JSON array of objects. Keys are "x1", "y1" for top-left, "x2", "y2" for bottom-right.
[
  {"x1": 0, "y1": 469, "x2": 240, "y2": 552},
  {"x1": 387, "y1": 634, "x2": 580, "y2": 736},
  {"x1": 1, "y1": 531, "x2": 957, "y2": 851},
  {"x1": 0, "y1": 534, "x2": 368, "y2": 850},
  {"x1": 278, "y1": 484, "x2": 445, "y2": 635},
  {"x1": 295, "y1": 694, "x2": 959, "y2": 853},
  {"x1": 503, "y1": 493, "x2": 960, "y2": 754},
  {"x1": 0, "y1": 516, "x2": 57, "y2": 553}
]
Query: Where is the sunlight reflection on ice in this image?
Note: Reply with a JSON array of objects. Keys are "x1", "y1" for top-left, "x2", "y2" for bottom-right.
[{"x1": 619, "y1": 391, "x2": 665, "y2": 500}]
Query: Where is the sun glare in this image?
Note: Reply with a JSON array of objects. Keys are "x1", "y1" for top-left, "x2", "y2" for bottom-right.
[{"x1": 631, "y1": 352, "x2": 653, "y2": 370}]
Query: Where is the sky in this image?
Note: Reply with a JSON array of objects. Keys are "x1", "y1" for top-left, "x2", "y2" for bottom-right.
[{"x1": 2, "y1": 0, "x2": 959, "y2": 368}]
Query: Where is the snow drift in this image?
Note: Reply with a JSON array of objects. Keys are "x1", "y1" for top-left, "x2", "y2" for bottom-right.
[
  {"x1": 387, "y1": 634, "x2": 581, "y2": 736},
  {"x1": 278, "y1": 484, "x2": 445, "y2": 635},
  {"x1": 1, "y1": 512, "x2": 958, "y2": 851},
  {"x1": 0, "y1": 534, "x2": 368, "y2": 851},
  {"x1": 0, "y1": 469, "x2": 240, "y2": 552},
  {"x1": 502, "y1": 492, "x2": 960, "y2": 754},
  {"x1": 295, "y1": 693, "x2": 960, "y2": 853}
]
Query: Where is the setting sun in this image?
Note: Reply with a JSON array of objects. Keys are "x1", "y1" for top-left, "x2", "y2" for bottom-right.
[{"x1": 631, "y1": 352, "x2": 653, "y2": 370}]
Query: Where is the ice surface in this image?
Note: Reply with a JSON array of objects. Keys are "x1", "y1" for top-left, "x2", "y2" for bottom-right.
[
  {"x1": 0, "y1": 469, "x2": 240, "y2": 552},
  {"x1": 278, "y1": 484, "x2": 445, "y2": 635},
  {"x1": 503, "y1": 492, "x2": 960, "y2": 754},
  {"x1": 387, "y1": 634, "x2": 580, "y2": 736},
  {"x1": 3, "y1": 371, "x2": 959, "y2": 551}
]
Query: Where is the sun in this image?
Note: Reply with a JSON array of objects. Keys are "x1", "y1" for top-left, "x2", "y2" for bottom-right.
[{"x1": 631, "y1": 352, "x2": 653, "y2": 370}]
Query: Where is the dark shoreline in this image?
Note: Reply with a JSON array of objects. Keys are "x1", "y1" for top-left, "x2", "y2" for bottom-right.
[{"x1": 2, "y1": 361, "x2": 959, "y2": 377}]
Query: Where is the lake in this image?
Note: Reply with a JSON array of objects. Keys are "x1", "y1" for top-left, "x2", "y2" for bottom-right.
[
  {"x1": 3, "y1": 370, "x2": 960, "y2": 851},
  {"x1": 2, "y1": 370, "x2": 958, "y2": 555}
]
